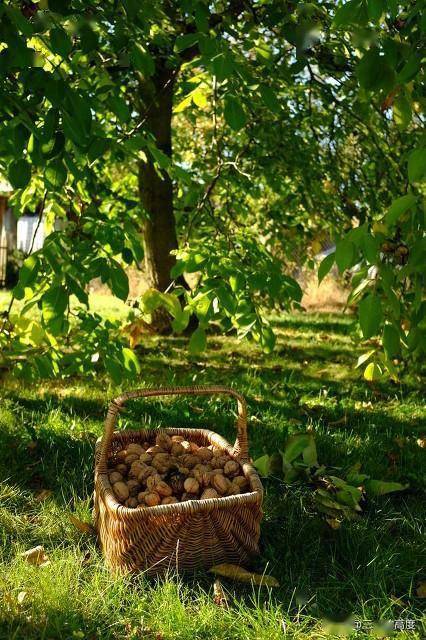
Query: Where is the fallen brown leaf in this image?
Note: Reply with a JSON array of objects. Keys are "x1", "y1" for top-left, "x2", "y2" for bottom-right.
[
  {"x1": 213, "y1": 579, "x2": 229, "y2": 608},
  {"x1": 69, "y1": 515, "x2": 94, "y2": 534},
  {"x1": 326, "y1": 517, "x2": 341, "y2": 530},
  {"x1": 209, "y1": 564, "x2": 279, "y2": 587},
  {"x1": 21, "y1": 545, "x2": 50, "y2": 567},
  {"x1": 416, "y1": 581, "x2": 426, "y2": 598}
]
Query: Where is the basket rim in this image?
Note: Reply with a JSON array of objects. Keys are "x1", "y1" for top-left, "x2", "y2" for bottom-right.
[{"x1": 95, "y1": 426, "x2": 263, "y2": 517}]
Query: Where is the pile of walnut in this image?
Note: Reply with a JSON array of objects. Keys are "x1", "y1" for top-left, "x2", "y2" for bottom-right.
[{"x1": 107, "y1": 434, "x2": 249, "y2": 508}]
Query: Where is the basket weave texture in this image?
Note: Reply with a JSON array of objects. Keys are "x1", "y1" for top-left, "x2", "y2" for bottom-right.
[{"x1": 94, "y1": 386, "x2": 263, "y2": 574}]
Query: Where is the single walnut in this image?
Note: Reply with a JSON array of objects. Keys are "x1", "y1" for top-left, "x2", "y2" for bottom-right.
[
  {"x1": 171, "y1": 435, "x2": 184, "y2": 443},
  {"x1": 146, "y1": 473, "x2": 162, "y2": 491},
  {"x1": 167, "y1": 472, "x2": 186, "y2": 494},
  {"x1": 197, "y1": 447, "x2": 213, "y2": 462},
  {"x1": 109, "y1": 471, "x2": 123, "y2": 484},
  {"x1": 200, "y1": 488, "x2": 219, "y2": 500},
  {"x1": 127, "y1": 443, "x2": 144, "y2": 455},
  {"x1": 210, "y1": 445, "x2": 223, "y2": 455},
  {"x1": 156, "y1": 433, "x2": 172, "y2": 450},
  {"x1": 184, "y1": 477, "x2": 200, "y2": 494},
  {"x1": 124, "y1": 453, "x2": 140, "y2": 465},
  {"x1": 139, "y1": 452, "x2": 153, "y2": 464},
  {"x1": 115, "y1": 449, "x2": 127, "y2": 462},
  {"x1": 146, "y1": 445, "x2": 165, "y2": 455},
  {"x1": 189, "y1": 442, "x2": 199, "y2": 454},
  {"x1": 177, "y1": 466, "x2": 190, "y2": 476},
  {"x1": 181, "y1": 441, "x2": 192, "y2": 452},
  {"x1": 137, "y1": 490, "x2": 148, "y2": 503},
  {"x1": 180, "y1": 454, "x2": 200, "y2": 469},
  {"x1": 161, "y1": 496, "x2": 178, "y2": 505},
  {"x1": 224, "y1": 460, "x2": 240, "y2": 477},
  {"x1": 170, "y1": 442, "x2": 185, "y2": 457},
  {"x1": 152, "y1": 453, "x2": 172, "y2": 472},
  {"x1": 211, "y1": 474, "x2": 231, "y2": 495},
  {"x1": 129, "y1": 461, "x2": 146, "y2": 479},
  {"x1": 144, "y1": 492, "x2": 161, "y2": 507},
  {"x1": 115, "y1": 463, "x2": 128, "y2": 476},
  {"x1": 192, "y1": 467, "x2": 210, "y2": 488},
  {"x1": 226, "y1": 483, "x2": 241, "y2": 496},
  {"x1": 127, "y1": 479, "x2": 141, "y2": 496},
  {"x1": 233, "y1": 475, "x2": 249, "y2": 490},
  {"x1": 112, "y1": 481, "x2": 129, "y2": 502},
  {"x1": 124, "y1": 497, "x2": 139, "y2": 508},
  {"x1": 137, "y1": 465, "x2": 156, "y2": 482},
  {"x1": 156, "y1": 481, "x2": 173, "y2": 497},
  {"x1": 211, "y1": 455, "x2": 229, "y2": 468}
]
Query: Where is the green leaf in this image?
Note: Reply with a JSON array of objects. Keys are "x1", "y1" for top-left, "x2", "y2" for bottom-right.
[
  {"x1": 49, "y1": 27, "x2": 72, "y2": 57},
  {"x1": 355, "y1": 349, "x2": 375, "y2": 369},
  {"x1": 386, "y1": 194, "x2": 416, "y2": 226},
  {"x1": 171, "y1": 309, "x2": 190, "y2": 334},
  {"x1": 18, "y1": 254, "x2": 39, "y2": 288},
  {"x1": 44, "y1": 159, "x2": 67, "y2": 190},
  {"x1": 253, "y1": 454, "x2": 271, "y2": 477},
  {"x1": 105, "y1": 356, "x2": 122, "y2": 384},
  {"x1": 130, "y1": 44, "x2": 155, "y2": 76},
  {"x1": 283, "y1": 434, "x2": 311, "y2": 463},
  {"x1": 189, "y1": 326, "x2": 207, "y2": 355},
  {"x1": 122, "y1": 347, "x2": 140, "y2": 375},
  {"x1": 8, "y1": 159, "x2": 31, "y2": 189},
  {"x1": 408, "y1": 148, "x2": 426, "y2": 184},
  {"x1": 175, "y1": 33, "x2": 199, "y2": 52},
  {"x1": 224, "y1": 95, "x2": 247, "y2": 132},
  {"x1": 302, "y1": 436, "x2": 318, "y2": 466},
  {"x1": 364, "y1": 361, "x2": 382, "y2": 381},
  {"x1": 110, "y1": 262, "x2": 129, "y2": 300},
  {"x1": 333, "y1": 0, "x2": 362, "y2": 27},
  {"x1": 259, "y1": 85, "x2": 281, "y2": 113},
  {"x1": 367, "y1": 0, "x2": 385, "y2": 21},
  {"x1": 335, "y1": 239, "x2": 356, "y2": 273},
  {"x1": 393, "y1": 94, "x2": 412, "y2": 128},
  {"x1": 359, "y1": 294, "x2": 382, "y2": 339},
  {"x1": 382, "y1": 324, "x2": 400, "y2": 357},
  {"x1": 318, "y1": 252, "x2": 335, "y2": 283},
  {"x1": 364, "y1": 479, "x2": 408, "y2": 496},
  {"x1": 42, "y1": 285, "x2": 68, "y2": 326},
  {"x1": 357, "y1": 49, "x2": 395, "y2": 92},
  {"x1": 109, "y1": 95, "x2": 131, "y2": 123}
]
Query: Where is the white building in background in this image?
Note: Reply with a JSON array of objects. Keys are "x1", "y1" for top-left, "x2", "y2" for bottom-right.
[{"x1": 16, "y1": 214, "x2": 46, "y2": 253}]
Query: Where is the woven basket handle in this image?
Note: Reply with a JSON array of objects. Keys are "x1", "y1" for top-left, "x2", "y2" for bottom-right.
[{"x1": 99, "y1": 386, "x2": 249, "y2": 464}]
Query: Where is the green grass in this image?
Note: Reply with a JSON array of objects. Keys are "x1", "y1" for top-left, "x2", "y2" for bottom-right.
[{"x1": 0, "y1": 309, "x2": 425, "y2": 639}]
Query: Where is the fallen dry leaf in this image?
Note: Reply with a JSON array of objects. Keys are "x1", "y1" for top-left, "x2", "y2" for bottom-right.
[
  {"x1": 213, "y1": 579, "x2": 229, "y2": 608},
  {"x1": 69, "y1": 515, "x2": 94, "y2": 534},
  {"x1": 17, "y1": 591, "x2": 27, "y2": 604},
  {"x1": 34, "y1": 489, "x2": 52, "y2": 502},
  {"x1": 416, "y1": 437, "x2": 426, "y2": 449},
  {"x1": 209, "y1": 564, "x2": 279, "y2": 587},
  {"x1": 326, "y1": 517, "x2": 342, "y2": 530},
  {"x1": 21, "y1": 545, "x2": 50, "y2": 567},
  {"x1": 416, "y1": 581, "x2": 426, "y2": 598}
]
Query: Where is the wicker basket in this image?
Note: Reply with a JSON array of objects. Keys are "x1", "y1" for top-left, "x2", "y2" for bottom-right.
[{"x1": 94, "y1": 386, "x2": 263, "y2": 574}]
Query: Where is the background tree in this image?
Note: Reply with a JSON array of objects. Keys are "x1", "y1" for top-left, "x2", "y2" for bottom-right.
[{"x1": 0, "y1": 0, "x2": 424, "y2": 381}]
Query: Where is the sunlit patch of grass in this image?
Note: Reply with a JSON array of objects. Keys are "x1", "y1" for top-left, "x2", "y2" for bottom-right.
[{"x1": 0, "y1": 310, "x2": 425, "y2": 639}]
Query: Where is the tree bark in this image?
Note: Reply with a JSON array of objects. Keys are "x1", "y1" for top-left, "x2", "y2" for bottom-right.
[{"x1": 138, "y1": 64, "x2": 178, "y2": 295}]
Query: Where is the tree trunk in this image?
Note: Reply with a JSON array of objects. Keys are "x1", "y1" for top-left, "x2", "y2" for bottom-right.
[{"x1": 138, "y1": 64, "x2": 177, "y2": 294}]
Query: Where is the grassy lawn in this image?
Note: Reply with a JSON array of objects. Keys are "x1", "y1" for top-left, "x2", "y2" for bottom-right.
[{"x1": 0, "y1": 308, "x2": 425, "y2": 639}]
